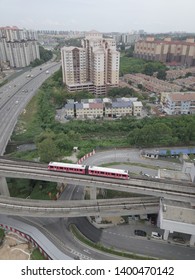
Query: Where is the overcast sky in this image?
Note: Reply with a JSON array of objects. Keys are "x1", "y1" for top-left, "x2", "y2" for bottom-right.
[{"x1": 1, "y1": 0, "x2": 195, "y2": 33}]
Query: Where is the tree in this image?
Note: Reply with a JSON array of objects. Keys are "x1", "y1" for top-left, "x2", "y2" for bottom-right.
[
  {"x1": 157, "y1": 69, "x2": 167, "y2": 80},
  {"x1": 149, "y1": 96, "x2": 156, "y2": 103},
  {"x1": 39, "y1": 46, "x2": 53, "y2": 62},
  {"x1": 55, "y1": 132, "x2": 73, "y2": 151},
  {"x1": 31, "y1": 46, "x2": 53, "y2": 67},
  {"x1": 166, "y1": 150, "x2": 171, "y2": 157},
  {"x1": 185, "y1": 72, "x2": 192, "y2": 78},
  {"x1": 37, "y1": 138, "x2": 59, "y2": 162},
  {"x1": 143, "y1": 63, "x2": 155, "y2": 76},
  {"x1": 125, "y1": 45, "x2": 135, "y2": 57},
  {"x1": 120, "y1": 43, "x2": 125, "y2": 51},
  {"x1": 137, "y1": 83, "x2": 143, "y2": 90}
]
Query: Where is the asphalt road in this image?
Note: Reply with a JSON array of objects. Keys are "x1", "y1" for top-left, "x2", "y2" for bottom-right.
[{"x1": 0, "y1": 61, "x2": 61, "y2": 155}]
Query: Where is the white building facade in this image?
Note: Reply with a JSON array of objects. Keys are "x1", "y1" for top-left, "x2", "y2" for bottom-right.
[{"x1": 162, "y1": 92, "x2": 195, "y2": 115}]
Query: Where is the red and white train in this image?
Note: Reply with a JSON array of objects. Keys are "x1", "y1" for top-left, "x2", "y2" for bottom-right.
[{"x1": 48, "y1": 162, "x2": 129, "y2": 180}]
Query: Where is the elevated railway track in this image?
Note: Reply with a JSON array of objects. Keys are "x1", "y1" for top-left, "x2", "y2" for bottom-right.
[
  {"x1": 0, "y1": 158, "x2": 195, "y2": 205},
  {"x1": 0, "y1": 195, "x2": 159, "y2": 217}
]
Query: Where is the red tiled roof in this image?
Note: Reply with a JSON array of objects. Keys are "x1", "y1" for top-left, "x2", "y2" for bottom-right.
[
  {"x1": 89, "y1": 103, "x2": 103, "y2": 109},
  {"x1": 170, "y1": 93, "x2": 195, "y2": 101},
  {"x1": 137, "y1": 39, "x2": 195, "y2": 47}
]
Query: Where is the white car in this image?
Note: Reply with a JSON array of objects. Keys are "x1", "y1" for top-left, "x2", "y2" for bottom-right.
[{"x1": 151, "y1": 232, "x2": 162, "y2": 239}]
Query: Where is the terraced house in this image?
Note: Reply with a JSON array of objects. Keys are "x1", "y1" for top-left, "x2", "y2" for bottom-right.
[{"x1": 63, "y1": 98, "x2": 142, "y2": 119}]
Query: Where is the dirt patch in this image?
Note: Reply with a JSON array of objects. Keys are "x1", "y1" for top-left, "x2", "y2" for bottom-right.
[
  {"x1": 0, "y1": 232, "x2": 31, "y2": 260},
  {"x1": 62, "y1": 151, "x2": 79, "y2": 163},
  {"x1": 102, "y1": 216, "x2": 125, "y2": 225}
]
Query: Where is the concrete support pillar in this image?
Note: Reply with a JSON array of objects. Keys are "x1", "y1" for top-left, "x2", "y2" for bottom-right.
[
  {"x1": 89, "y1": 187, "x2": 101, "y2": 222},
  {"x1": 190, "y1": 235, "x2": 195, "y2": 246},
  {"x1": 0, "y1": 177, "x2": 10, "y2": 196},
  {"x1": 90, "y1": 187, "x2": 97, "y2": 200},
  {"x1": 163, "y1": 229, "x2": 170, "y2": 241}
]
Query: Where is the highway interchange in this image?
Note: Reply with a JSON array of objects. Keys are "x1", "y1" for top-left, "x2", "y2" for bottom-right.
[{"x1": 0, "y1": 61, "x2": 195, "y2": 259}]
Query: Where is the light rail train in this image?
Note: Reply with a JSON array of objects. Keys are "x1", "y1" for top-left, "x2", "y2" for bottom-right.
[{"x1": 48, "y1": 162, "x2": 129, "y2": 180}]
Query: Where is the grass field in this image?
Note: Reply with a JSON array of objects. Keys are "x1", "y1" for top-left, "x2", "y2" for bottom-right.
[{"x1": 120, "y1": 56, "x2": 146, "y2": 75}]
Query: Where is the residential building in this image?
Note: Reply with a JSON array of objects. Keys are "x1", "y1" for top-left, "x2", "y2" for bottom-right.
[
  {"x1": 0, "y1": 26, "x2": 40, "y2": 68},
  {"x1": 166, "y1": 67, "x2": 195, "y2": 80},
  {"x1": 61, "y1": 31, "x2": 120, "y2": 95},
  {"x1": 162, "y1": 92, "x2": 195, "y2": 115},
  {"x1": 121, "y1": 33, "x2": 140, "y2": 45},
  {"x1": 63, "y1": 98, "x2": 142, "y2": 119},
  {"x1": 63, "y1": 103, "x2": 74, "y2": 118},
  {"x1": 172, "y1": 76, "x2": 195, "y2": 90},
  {"x1": 133, "y1": 101, "x2": 143, "y2": 116},
  {"x1": 134, "y1": 37, "x2": 195, "y2": 67},
  {"x1": 110, "y1": 101, "x2": 132, "y2": 117},
  {"x1": 124, "y1": 73, "x2": 182, "y2": 94},
  {"x1": 75, "y1": 102, "x2": 104, "y2": 119}
]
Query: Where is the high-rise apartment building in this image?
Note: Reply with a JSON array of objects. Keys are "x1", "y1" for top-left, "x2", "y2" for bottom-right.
[
  {"x1": 134, "y1": 37, "x2": 195, "y2": 67},
  {"x1": 61, "y1": 31, "x2": 120, "y2": 95},
  {"x1": 0, "y1": 26, "x2": 40, "y2": 68}
]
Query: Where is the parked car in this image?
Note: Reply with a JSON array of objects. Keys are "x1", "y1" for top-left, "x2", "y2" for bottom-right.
[
  {"x1": 134, "y1": 230, "x2": 146, "y2": 237},
  {"x1": 151, "y1": 232, "x2": 162, "y2": 239}
]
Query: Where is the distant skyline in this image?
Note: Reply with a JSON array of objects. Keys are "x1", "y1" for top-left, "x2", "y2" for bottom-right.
[{"x1": 1, "y1": 0, "x2": 195, "y2": 33}]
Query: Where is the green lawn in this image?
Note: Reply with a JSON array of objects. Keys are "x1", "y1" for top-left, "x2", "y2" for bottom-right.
[{"x1": 120, "y1": 56, "x2": 146, "y2": 75}]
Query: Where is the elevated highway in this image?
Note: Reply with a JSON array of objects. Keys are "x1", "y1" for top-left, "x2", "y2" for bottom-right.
[
  {"x1": 0, "y1": 62, "x2": 61, "y2": 156},
  {"x1": 0, "y1": 158, "x2": 195, "y2": 204}
]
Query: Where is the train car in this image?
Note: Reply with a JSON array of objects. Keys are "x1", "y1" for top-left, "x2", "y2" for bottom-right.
[
  {"x1": 48, "y1": 162, "x2": 86, "y2": 174},
  {"x1": 87, "y1": 165, "x2": 129, "y2": 180}
]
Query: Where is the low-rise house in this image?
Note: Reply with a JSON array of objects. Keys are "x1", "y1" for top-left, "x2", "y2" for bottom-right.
[
  {"x1": 163, "y1": 92, "x2": 195, "y2": 115},
  {"x1": 133, "y1": 101, "x2": 143, "y2": 116},
  {"x1": 64, "y1": 103, "x2": 74, "y2": 118},
  {"x1": 64, "y1": 98, "x2": 142, "y2": 119},
  {"x1": 112, "y1": 101, "x2": 132, "y2": 117}
]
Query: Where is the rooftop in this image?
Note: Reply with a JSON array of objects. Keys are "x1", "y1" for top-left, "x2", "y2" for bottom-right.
[
  {"x1": 162, "y1": 199, "x2": 195, "y2": 225},
  {"x1": 169, "y1": 92, "x2": 195, "y2": 102}
]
